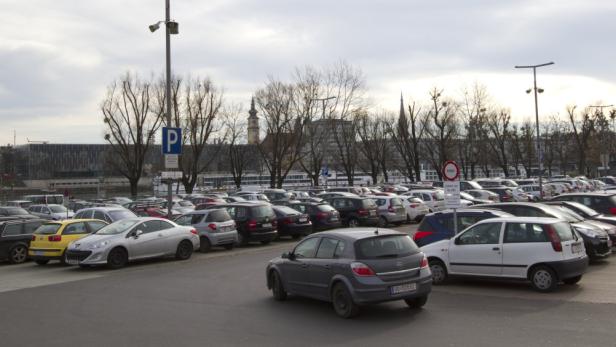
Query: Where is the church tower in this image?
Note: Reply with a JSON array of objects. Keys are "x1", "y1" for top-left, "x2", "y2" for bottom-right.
[{"x1": 247, "y1": 97, "x2": 260, "y2": 145}]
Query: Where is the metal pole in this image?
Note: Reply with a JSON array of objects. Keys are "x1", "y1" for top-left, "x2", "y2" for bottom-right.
[
  {"x1": 532, "y1": 67, "x2": 543, "y2": 200},
  {"x1": 453, "y1": 208, "x2": 457, "y2": 234},
  {"x1": 165, "y1": 0, "x2": 173, "y2": 218}
]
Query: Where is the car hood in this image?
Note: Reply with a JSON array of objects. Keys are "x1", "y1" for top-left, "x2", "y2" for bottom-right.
[
  {"x1": 72, "y1": 233, "x2": 121, "y2": 247},
  {"x1": 583, "y1": 220, "x2": 616, "y2": 235}
]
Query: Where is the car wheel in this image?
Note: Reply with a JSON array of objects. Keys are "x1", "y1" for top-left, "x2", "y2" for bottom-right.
[
  {"x1": 530, "y1": 265, "x2": 558, "y2": 292},
  {"x1": 237, "y1": 232, "x2": 248, "y2": 246},
  {"x1": 331, "y1": 283, "x2": 360, "y2": 318},
  {"x1": 223, "y1": 243, "x2": 234, "y2": 250},
  {"x1": 199, "y1": 237, "x2": 211, "y2": 253},
  {"x1": 60, "y1": 251, "x2": 69, "y2": 265},
  {"x1": 347, "y1": 218, "x2": 359, "y2": 228},
  {"x1": 8, "y1": 245, "x2": 28, "y2": 264},
  {"x1": 107, "y1": 247, "x2": 128, "y2": 269},
  {"x1": 260, "y1": 240, "x2": 271, "y2": 245},
  {"x1": 406, "y1": 214, "x2": 412, "y2": 224},
  {"x1": 563, "y1": 275, "x2": 582, "y2": 285},
  {"x1": 378, "y1": 217, "x2": 388, "y2": 227},
  {"x1": 429, "y1": 259, "x2": 448, "y2": 285},
  {"x1": 291, "y1": 234, "x2": 301, "y2": 240},
  {"x1": 35, "y1": 259, "x2": 49, "y2": 265},
  {"x1": 175, "y1": 240, "x2": 193, "y2": 260},
  {"x1": 270, "y1": 270, "x2": 287, "y2": 301},
  {"x1": 404, "y1": 294, "x2": 428, "y2": 309}
]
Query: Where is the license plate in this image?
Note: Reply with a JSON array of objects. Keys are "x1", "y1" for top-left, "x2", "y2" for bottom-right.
[
  {"x1": 299, "y1": 217, "x2": 307, "y2": 223},
  {"x1": 67, "y1": 259, "x2": 79, "y2": 265},
  {"x1": 262, "y1": 223, "x2": 272, "y2": 228},
  {"x1": 34, "y1": 250, "x2": 46, "y2": 256},
  {"x1": 571, "y1": 243, "x2": 583, "y2": 254},
  {"x1": 331, "y1": 217, "x2": 339, "y2": 221},
  {"x1": 390, "y1": 283, "x2": 417, "y2": 295},
  {"x1": 370, "y1": 211, "x2": 377, "y2": 216}
]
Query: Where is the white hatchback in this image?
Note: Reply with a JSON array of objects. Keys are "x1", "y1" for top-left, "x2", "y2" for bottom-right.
[{"x1": 421, "y1": 217, "x2": 588, "y2": 292}]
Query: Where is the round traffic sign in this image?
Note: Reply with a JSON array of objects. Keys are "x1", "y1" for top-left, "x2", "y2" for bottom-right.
[{"x1": 442, "y1": 160, "x2": 460, "y2": 181}]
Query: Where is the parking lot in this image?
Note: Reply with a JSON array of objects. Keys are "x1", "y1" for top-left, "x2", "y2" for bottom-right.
[{"x1": 1, "y1": 223, "x2": 615, "y2": 346}]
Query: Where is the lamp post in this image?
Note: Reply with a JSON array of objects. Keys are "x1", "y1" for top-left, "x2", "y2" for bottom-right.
[
  {"x1": 515, "y1": 61, "x2": 554, "y2": 199},
  {"x1": 150, "y1": 0, "x2": 178, "y2": 218}
]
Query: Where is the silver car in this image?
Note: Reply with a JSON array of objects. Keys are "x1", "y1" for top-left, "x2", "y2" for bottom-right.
[
  {"x1": 65, "y1": 217, "x2": 199, "y2": 268},
  {"x1": 174, "y1": 209, "x2": 238, "y2": 252},
  {"x1": 28, "y1": 204, "x2": 74, "y2": 220},
  {"x1": 366, "y1": 195, "x2": 407, "y2": 226}
]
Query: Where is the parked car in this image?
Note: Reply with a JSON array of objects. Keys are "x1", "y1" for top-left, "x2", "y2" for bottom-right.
[
  {"x1": 27, "y1": 204, "x2": 74, "y2": 220},
  {"x1": 400, "y1": 196, "x2": 430, "y2": 223},
  {"x1": 414, "y1": 209, "x2": 513, "y2": 247},
  {"x1": 6, "y1": 200, "x2": 32, "y2": 208},
  {"x1": 475, "y1": 179, "x2": 519, "y2": 188},
  {"x1": 29, "y1": 219, "x2": 108, "y2": 265},
  {"x1": 74, "y1": 207, "x2": 137, "y2": 223},
  {"x1": 287, "y1": 202, "x2": 341, "y2": 231},
  {"x1": 484, "y1": 187, "x2": 514, "y2": 202},
  {"x1": 366, "y1": 195, "x2": 406, "y2": 227},
  {"x1": 174, "y1": 209, "x2": 237, "y2": 252},
  {"x1": 519, "y1": 184, "x2": 551, "y2": 200},
  {"x1": 272, "y1": 205, "x2": 312, "y2": 239},
  {"x1": 234, "y1": 193, "x2": 270, "y2": 203},
  {"x1": 459, "y1": 192, "x2": 493, "y2": 205},
  {"x1": 0, "y1": 206, "x2": 36, "y2": 219},
  {"x1": 325, "y1": 196, "x2": 379, "y2": 227},
  {"x1": 549, "y1": 179, "x2": 585, "y2": 192},
  {"x1": 421, "y1": 217, "x2": 588, "y2": 292},
  {"x1": 317, "y1": 192, "x2": 359, "y2": 200},
  {"x1": 544, "y1": 201, "x2": 616, "y2": 246},
  {"x1": 327, "y1": 186, "x2": 364, "y2": 195},
  {"x1": 550, "y1": 192, "x2": 616, "y2": 216},
  {"x1": 545, "y1": 203, "x2": 616, "y2": 248},
  {"x1": 433, "y1": 180, "x2": 483, "y2": 191},
  {"x1": 471, "y1": 202, "x2": 612, "y2": 260},
  {"x1": 224, "y1": 196, "x2": 248, "y2": 203},
  {"x1": 263, "y1": 189, "x2": 294, "y2": 203},
  {"x1": 266, "y1": 228, "x2": 432, "y2": 318},
  {"x1": 597, "y1": 176, "x2": 616, "y2": 185},
  {"x1": 161, "y1": 200, "x2": 195, "y2": 214},
  {"x1": 466, "y1": 189, "x2": 500, "y2": 202},
  {"x1": 207, "y1": 203, "x2": 278, "y2": 246},
  {"x1": 404, "y1": 189, "x2": 445, "y2": 212},
  {"x1": 0, "y1": 219, "x2": 45, "y2": 264},
  {"x1": 65, "y1": 218, "x2": 199, "y2": 269}
]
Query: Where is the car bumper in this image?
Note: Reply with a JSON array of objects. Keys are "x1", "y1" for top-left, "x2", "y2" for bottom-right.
[
  {"x1": 66, "y1": 249, "x2": 109, "y2": 265},
  {"x1": 247, "y1": 230, "x2": 278, "y2": 242},
  {"x1": 545, "y1": 256, "x2": 588, "y2": 280},
  {"x1": 206, "y1": 230, "x2": 238, "y2": 246},
  {"x1": 587, "y1": 238, "x2": 612, "y2": 258},
  {"x1": 313, "y1": 219, "x2": 342, "y2": 231},
  {"x1": 28, "y1": 248, "x2": 64, "y2": 260},
  {"x1": 358, "y1": 216, "x2": 379, "y2": 226},
  {"x1": 381, "y1": 212, "x2": 406, "y2": 223},
  {"x1": 350, "y1": 271, "x2": 433, "y2": 304}
]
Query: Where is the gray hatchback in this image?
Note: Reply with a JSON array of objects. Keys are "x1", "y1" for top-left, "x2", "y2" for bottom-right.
[
  {"x1": 174, "y1": 209, "x2": 238, "y2": 252},
  {"x1": 266, "y1": 228, "x2": 432, "y2": 318}
]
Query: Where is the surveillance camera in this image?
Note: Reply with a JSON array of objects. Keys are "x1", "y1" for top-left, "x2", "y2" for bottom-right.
[
  {"x1": 149, "y1": 23, "x2": 160, "y2": 32},
  {"x1": 537, "y1": 88, "x2": 544, "y2": 93},
  {"x1": 525, "y1": 89, "x2": 532, "y2": 94}
]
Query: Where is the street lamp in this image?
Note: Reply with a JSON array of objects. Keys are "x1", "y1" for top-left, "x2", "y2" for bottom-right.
[
  {"x1": 515, "y1": 61, "x2": 554, "y2": 199},
  {"x1": 150, "y1": 0, "x2": 179, "y2": 218}
]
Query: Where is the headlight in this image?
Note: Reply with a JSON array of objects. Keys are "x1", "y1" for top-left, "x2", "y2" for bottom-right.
[
  {"x1": 88, "y1": 241, "x2": 109, "y2": 249},
  {"x1": 574, "y1": 226, "x2": 601, "y2": 238}
]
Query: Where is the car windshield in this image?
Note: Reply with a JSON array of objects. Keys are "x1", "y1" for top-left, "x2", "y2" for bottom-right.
[
  {"x1": 275, "y1": 206, "x2": 300, "y2": 215},
  {"x1": 553, "y1": 206, "x2": 585, "y2": 222},
  {"x1": 355, "y1": 235, "x2": 419, "y2": 259},
  {"x1": 562, "y1": 202, "x2": 599, "y2": 217},
  {"x1": 49, "y1": 205, "x2": 67, "y2": 213},
  {"x1": 460, "y1": 192, "x2": 473, "y2": 200},
  {"x1": 95, "y1": 219, "x2": 139, "y2": 235},
  {"x1": 252, "y1": 206, "x2": 274, "y2": 217},
  {"x1": 546, "y1": 206, "x2": 582, "y2": 222},
  {"x1": 34, "y1": 223, "x2": 62, "y2": 235},
  {"x1": 178, "y1": 201, "x2": 194, "y2": 207},
  {"x1": 108, "y1": 210, "x2": 137, "y2": 220},
  {"x1": 4, "y1": 207, "x2": 29, "y2": 215}
]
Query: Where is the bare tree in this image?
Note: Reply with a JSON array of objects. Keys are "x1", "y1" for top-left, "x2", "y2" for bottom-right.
[
  {"x1": 567, "y1": 105, "x2": 595, "y2": 176},
  {"x1": 357, "y1": 113, "x2": 391, "y2": 184},
  {"x1": 511, "y1": 121, "x2": 535, "y2": 177},
  {"x1": 222, "y1": 105, "x2": 255, "y2": 189},
  {"x1": 422, "y1": 88, "x2": 459, "y2": 180},
  {"x1": 484, "y1": 109, "x2": 512, "y2": 177},
  {"x1": 390, "y1": 96, "x2": 425, "y2": 182},
  {"x1": 459, "y1": 84, "x2": 490, "y2": 179},
  {"x1": 101, "y1": 72, "x2": 164, "y2": 197}
]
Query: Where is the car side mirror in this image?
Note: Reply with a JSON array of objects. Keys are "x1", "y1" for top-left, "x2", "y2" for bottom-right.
[
  {"x1": 454, "y1": 237, "x2": 462, "y2": 245},
  {"x1": 281, "y1": 252, "x2": 295, "y2": 260},
  {"x1": 133, "y1": 230, "x2": 144, "y2": 238}
]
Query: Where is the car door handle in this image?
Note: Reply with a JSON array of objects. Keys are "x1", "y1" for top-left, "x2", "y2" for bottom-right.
[{"x1": 492, "y1": 247, "x2": 500, "y2": 251}]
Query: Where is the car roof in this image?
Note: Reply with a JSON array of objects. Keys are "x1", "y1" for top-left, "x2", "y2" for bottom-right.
[
  {"x1": 429, "y1": 208, "x2": 513, "y2": 216},
  {"x1": 557, "y1": 192, "x2": 616, "y2": 197},
  {"x1": 216, "y1": 202, "x2": 270, "y2": 207},
  {"x1": 43, "y1": 219, "x2": 106, "y2": 226},
  {"x1": 314, "y1": 228, "x2": 404, "y2": 241},
  {"x1": 474, "y1": 216, "x2": 565, "y2": 224},
  {"x1": 77, "y1": 207, "x2": 128, "y2": 212}
]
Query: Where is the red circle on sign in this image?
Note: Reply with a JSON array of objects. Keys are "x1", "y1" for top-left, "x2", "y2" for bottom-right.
[{"x1": 442, "y1": 160, "x2": 460, "y2": 181}]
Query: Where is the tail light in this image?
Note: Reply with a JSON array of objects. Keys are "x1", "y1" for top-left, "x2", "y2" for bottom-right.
[
  {"x1": 31, "y1": 235, "x2": 36, "y2": 241},
  {"x1": 190, "y1": 228, "x2": 198, "y2": 235},
  {"x1": 609, "y1": 207, "x2": 616, "y2": 216},
  {"x1": 420, "y1": 256, "x2": 429, "y2": 269},
  {"x1": 247, "y1": 219, "x2": 257, "y2": 230},
  {"x1": 48, "y1": 235, "x2": 62, "y2": 242},
  {"x1": 316, "y1": 212, "x2": 329, "y2": 220},
  {"x1": 350, "y1": 262, "x2": 375, "y2": 277},
  {"x1": 409, "y1": 203, "x2": 419, "y2": 208},
  {"x1": 282, "y1": 217, "x2": 293, "y2": 225},
  {"x1": 208, "y1": 223, "x2": 217, "y2": 231},
  {"x1": 272, "y1": 220, "x2": 278, "y2": 227},
  {"x1": 357, "y1": 208, "x2": 369, "y2": 216},
  {"x1": 388, "y1": 206, "x2": 395, "y2": 213},
  {"x1": 545, "y1": 225, "x2": 563, "y2": 252},
  {"x1": 413, "y1": 231, "x2": 434, "y2": 241}
]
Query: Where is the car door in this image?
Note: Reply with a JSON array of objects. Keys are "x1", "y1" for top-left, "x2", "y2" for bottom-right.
[
  {"x1": 310, "y1": 237, "x2": 341, "y2": 299},
  {"x1": 501, "y1": 222, "x2": 552, "y2": 278},
  {"x1": 128, "y1": 221, "x2": 166, "y2": 259},
  {"x1": 448, "y1": 222, "x2": 504, "y2": 276},
  {"x1": 281, "y1": 237, "x2": 320, "y2": 296},
  {"x1": 157, "y1": 220, "x2": 178, "y2": 254}
]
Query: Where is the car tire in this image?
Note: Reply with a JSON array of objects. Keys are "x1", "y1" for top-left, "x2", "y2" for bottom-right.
[
  {"x1": 60, "y1": 251, "x2": 69, "y2": 265},
  {"x1": 8, "y1": 245, "x2": 28, "y2": 264},
  {"x1": 270, "y1": 270, "x2": 287, "y2": 301},
  {"x1": 223, "y1": 243, "x2": 234, "y2": 250},
  {"x1": 406, "y1": 214, "x2": 412, "y2": 224},
  {"x1": 563, "y1": 275, "x2": 582, "y2": 285},
  {"x1": 530, "y1": 265, "x2": 558, "y2": 292},
  {"x1": 107, "y1": 247, "x2": 128, "y2": 269},
  {"x1": 378, "y1": 217, "x2": 388, "y2": 227},
  {"x1": 291, "y1": 234, "x2": 301, "y2": 240},
  {"x1": 331, "y1": 283, "x2": 360, "y2": 318},
  {"x1": 175, "y1": 240, "x2": 193, "y2": 260},
  {"x1": 404, "y1": 294, "x2": 428, "y2": 309},
  {"x1": 261, "y1": 240, "x2": 271, "y2": 245},
  {"x1": 429, "y1": 259, "x2": 448, "y2": 285},
  {"x1": 237, "y1": 232, "x2": 248, "y2": 247},
  {"x1": 199, "y1": 237, "x2": 211, "y2": 253},
  {"x1": 347, "y1": 218, "x2": 359, "y2": 228},
  {"x1": 35, "y1": 259, "x2": 49, "y2": 265}
]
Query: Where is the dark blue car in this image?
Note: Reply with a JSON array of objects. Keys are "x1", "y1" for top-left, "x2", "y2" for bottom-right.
[{"x1": 414, "y1": 209, "x2": 513, "y2": 247}]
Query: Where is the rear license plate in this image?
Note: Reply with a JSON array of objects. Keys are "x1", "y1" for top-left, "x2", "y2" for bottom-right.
[
  {"x1": 390, "y1": 283, "x2": 417, "y2": 295},
  {"x1": 262, "y1": 223, "x2": 272, "y2": 228},
  {"x1": 299, "y1": 217, "x2": 307, "y2": 223},
  {"x1": 331, "y1": 217, "x2": 339, "y2": 221},
  {"x1": 572, "y1": 243, "x2": 583, "y2": 254},
  {"x1": 34, "y1": 250, "x2": 45, "y2": 256},
  {"x1": 370, "y1": 211, "x2": 377, "y2": 216}
]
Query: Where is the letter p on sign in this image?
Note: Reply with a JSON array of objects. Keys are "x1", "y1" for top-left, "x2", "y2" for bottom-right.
[{"x1": 162, "y1": 127, "x2": 182, "y2": 155}]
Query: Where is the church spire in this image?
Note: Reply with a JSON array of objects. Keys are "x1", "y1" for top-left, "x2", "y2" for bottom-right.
[
  {"x1": 249, "y1": 96, "x2": 257, "y2": 119},
  {"x1": 399, "y1": 92, "x2": 405, "y2": 118}
]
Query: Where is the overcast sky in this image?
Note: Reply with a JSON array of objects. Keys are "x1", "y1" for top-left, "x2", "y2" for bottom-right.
[{"x1": 1, "y1": 0, "x2": 616, "y2": 145}]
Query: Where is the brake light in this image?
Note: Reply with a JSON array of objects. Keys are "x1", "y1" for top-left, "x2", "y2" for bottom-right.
[
  {"x1": 413, "y1": 231, "x2": 434, "y2": 241},
  {"x1": 317, "y1": 212, "x2": 329, "y2": 220},
  {"x1": 282, "y1": 217, "x2": 293, "y2": 225},
  {"x1": 358, "y1": 208, "x2": 369, "y2": 216},
  {"x1": 31, "y1": 235, "x2": 36, "y2": 241},
  {"x1": 48, "y1": 235, "x2": 62, "y2": 242},
  {"x1": 190, "y1": 228, "x2": 198, "y2": 235},
  {"x1": 420, "y1": 256, "x2": 429, "y2": 269},
  {"x1": 248, "y1": 219, "x2": 257, "y2": 230},
  {"x1": 388, "y1": 203, "x2": 395, "y2": 213},
  {"x1": 208, "y1": 223, "x2": 217, "y2": 231},
  {"x1": 545, "y1": 225, "x2": 562, "y2": 252},
  {"x1": 409, "y1": 203, "x2": 419, "y2": 208},
  {"x1": 610, "y1": 207, "x2": 616, "y2": 216},
  {"x1": 350, "y1": 262, "x2": 375, "y2": 276}
]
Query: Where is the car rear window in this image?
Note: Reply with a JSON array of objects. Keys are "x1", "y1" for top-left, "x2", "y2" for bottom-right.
[
  {"x1": 34, "y1": 224, "x2": 62, "y2": 235},
  {"x1": 4, "y1": 207, "x2": 29, "y2": 215},
  {"x1": 207, "y1": 209, "x2": 232, "y2": 222},
  {"x1": 274, "y1": 206, "x2": 300, "y2": 215},
  {"x1": 49, "y1": 205, "x2": 67, "y2": 213},
  {"x1": 251, "y1": 206, "x2": 274, "y2": 218},
  {"x1": 390, "y1": 197, "x2": 403, "y2": 207},
  {"x1": 550, "y1": 222, "x2": 575, "y2": 241},
  {"x1": 361, "y1": 199, "x2": 377, "y2": 209},
  {"x1": 355, "y1": 235, "x2": 419, "y2": 259},
  {"x1": 316, "y1": 204, "x2": 336, "y2": 212},
  {"x1": 108, "y1": 210, "x2": 137, "y2": 220}
]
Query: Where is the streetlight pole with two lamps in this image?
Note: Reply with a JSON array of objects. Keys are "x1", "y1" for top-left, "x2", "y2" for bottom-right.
[
  {"x1": 515, "y1": 61, "x2": 554, "y2": 199},
  {"x1": 150, "y1": 0, "x2": 179, "y2": 218}
]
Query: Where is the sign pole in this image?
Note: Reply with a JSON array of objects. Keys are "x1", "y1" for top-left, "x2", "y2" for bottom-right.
[{"x1": 442, "y1": 160, "x2": 461, "y2": 235}]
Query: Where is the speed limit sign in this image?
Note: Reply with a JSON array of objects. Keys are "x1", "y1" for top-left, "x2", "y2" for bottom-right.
[{"x1": 442, "y1": 160, "x2": 460, "y2": 181}]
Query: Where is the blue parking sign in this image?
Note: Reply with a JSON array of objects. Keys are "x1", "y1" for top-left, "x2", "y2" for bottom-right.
[{"x1": 162, "y1": 127, "x2": 182, "y2": 155}]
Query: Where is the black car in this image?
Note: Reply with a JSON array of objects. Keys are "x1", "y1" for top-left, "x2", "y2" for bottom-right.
[
  {"x1": 325, "y1": 197, "x2": 379, "y2": 227},
  {"x1": 550, "y1": 193, "x2": 616, "y2": 216},
  {"x1": 0, "y1": 219, "x2": 45, "y2": 264},
  {"x1": 0, "y1": 206, "x2": 36, "y2": 219},
  {"x1": 544, "y1": 201, "x2": 616, "y2": 247},
  {"x1": 208, "y1": 203, "x2": 277, "y2": 246},
  {"x1": 472, "y1": 202, "x2": 612, "y2": 260},
  {"x1": 272, "y1": 206, "x2": 313, "y2": 239},
  {"x1": 288, "y1": 202, "x2": 341, "y2": 231}
]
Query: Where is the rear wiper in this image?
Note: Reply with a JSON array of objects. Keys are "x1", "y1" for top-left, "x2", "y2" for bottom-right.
[{"x1": 375, "y1": 254, "x2": 399, "y2": 258}]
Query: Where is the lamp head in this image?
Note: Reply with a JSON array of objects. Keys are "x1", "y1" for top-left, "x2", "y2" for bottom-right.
[
  {"x1": 537, "y1": 88, "x2": 544, "y2": 93},
  {"x1": 149, "y1": 23, "x2": 160, "y2": 32},
  {"x1": 167, "y1": 21, "x2": 179, "y2": 34},
  {"x1": 525, "y1": 89, "x2": 532, "y2": 94}
]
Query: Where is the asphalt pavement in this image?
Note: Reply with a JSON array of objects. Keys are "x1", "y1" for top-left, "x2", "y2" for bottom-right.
[{"x1": 1, "y1": 224, "x2": 615, "y2": 347}]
